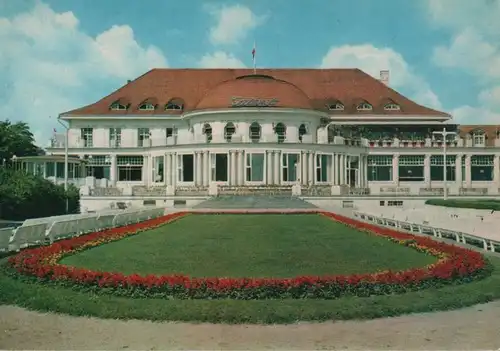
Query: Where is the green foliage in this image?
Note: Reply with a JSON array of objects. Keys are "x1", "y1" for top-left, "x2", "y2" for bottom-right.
[
  {"x1": 425, "y1": 199, "x2": 500, "y2": 210},
  {"x1": 0, "y1": 168, "x2": 80, "y2": 221},
  {"x1": 0, "y1": 120, "x2": 41, "y2": 164}
]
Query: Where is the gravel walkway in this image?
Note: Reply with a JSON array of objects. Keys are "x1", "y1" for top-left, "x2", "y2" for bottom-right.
[{"x1": 1, "y1": 302, "x2": 500, "y2": 350}]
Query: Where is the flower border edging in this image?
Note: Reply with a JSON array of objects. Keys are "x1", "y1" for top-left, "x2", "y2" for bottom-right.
[{"x1": 6, "y1": 210, "x2": 490, "y2": 300}]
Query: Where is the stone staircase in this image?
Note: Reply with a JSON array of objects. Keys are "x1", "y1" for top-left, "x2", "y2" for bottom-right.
[{"x1": 192, "y1": 195, "x2": 318, "y2": 209}]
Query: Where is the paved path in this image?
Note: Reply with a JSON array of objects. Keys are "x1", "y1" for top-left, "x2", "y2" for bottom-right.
[{"x1": 1, "y1": 303, "x2": 500, "y2": 350}]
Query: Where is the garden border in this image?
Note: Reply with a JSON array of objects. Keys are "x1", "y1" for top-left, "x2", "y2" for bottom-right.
[{"x1": 5, "y1": 210, "x2": 491, "y2": 300}]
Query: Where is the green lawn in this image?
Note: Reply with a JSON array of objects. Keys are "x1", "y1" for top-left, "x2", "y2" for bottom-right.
[
  {"x1": 426, "y1": 198, "x2": 500, "y2": 210},
  {"x1": 60, "y1": 214, "x2": 436, "y2": 278}
]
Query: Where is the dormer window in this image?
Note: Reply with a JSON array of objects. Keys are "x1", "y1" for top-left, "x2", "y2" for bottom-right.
[
  {"x1": 165, "y1": 103, "x2": 182, "y2": 110},
  {"x1": 327, "y1": 103, "x2": 344, "y2": 111},
  {"x1": 139, "y1": 103, "x2": 155, "y2": 111},
  {"x1": 110, "y1": 102, "x2": 127, "y2": 111},
  {"x1": 165, "y1": 98, "x2": 184, "y2": 111},
  {"x1": 472, "y1": 130, "x2": 485, "y2": 146},
  {"x1": 357, "y1": 102, "x2": 372, "y2": 111},
  {"x1": 384, "y1": 103, "x2": 400, "y2": 111}
]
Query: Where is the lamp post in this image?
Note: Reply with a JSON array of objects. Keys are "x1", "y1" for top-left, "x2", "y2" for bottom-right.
[
  {"x1": 56, "y1": 118, "x2": 69, "y2": 213},
  {"x1": 432, "y1": 127, "x2": 457, "y2": 200}
]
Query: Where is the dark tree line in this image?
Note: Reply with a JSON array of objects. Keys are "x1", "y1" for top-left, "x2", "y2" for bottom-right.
[{"x1": 0, "y1": 120, "x2": 80, "y2": 220}]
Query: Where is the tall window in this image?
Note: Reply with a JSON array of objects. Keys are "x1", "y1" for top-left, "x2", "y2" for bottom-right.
[
  {"x1": 246, "y1": 153, "x2": 264, "y2": 182},
  {"x1": 81, "y1": 128, "x2": 93, "y2": 148},
  {"x1": 274, "y1": 123, "x2": 286, "y2": 143},
  {"x1": 224, "y1": 122, "x2": 236, "y2": 142},
  {"x1": 138, "y1": 128, "x2": 150, "y2": 147},
  {"x1": 282, "y1": 153, "x2": 299, "y2": 182},
  {"x1": 471, "y1": 155, "x2": 494, "y2": 181},
  {"x1": 177, "y1": 154, "x2": 194, "y2": 182},
  {"x1": 399, "y1": 155, "x2": 424, "y2": 182},
  {"x1": 298, "y1": 124, "x2": 307, "y2": 142},
  {"x1": 152, "y1": 156, "x2": 164, "y2": 183},
  {"x1": 430, "y1": 155, "x2": 456, "y2": 181},
  {"x1": 203, "y1": 123, "x2": 212, "y2": 143},
  {"x1": 109, "y1": 128, "x2": 121, "y2": 147},
  {"x1": 316, "y1": 154, "x2": 328, "y2": 182},
  {"x1": 367, "y1": 155, "x2": 393, "y2": 181},
  {"x1": 472, "y1": 131, "x2": 485, "y2": 147},
  {"x1": 249, "y1": 122, "x2": 261, "y2": 143},
  {"x1": 117, "y1": 156, "x2": 143, "y2": 181},
  {"x1": 85, "y1": 155, "x2": 111, "y2": 180},
  {"x1": 211, "y1": 153, "x2": 228, "y2": 181},
  {"x1": 166, "y1": 127, "x2": 177, "y2": 138}
]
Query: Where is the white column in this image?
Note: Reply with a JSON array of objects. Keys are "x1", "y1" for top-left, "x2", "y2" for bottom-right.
[
  {"x1": 274, "y1": 150, "x2": 280, "y2": 185},
  {"x1": 172, "y1": 153, "x2": 177, "y2": 187},
  {"x1": 465, "y1": 154, "x2": 472, "y2": 187},
  {"x1": 237, "y1": 150, "x2": 244, "y2": 185},
  {"x1": 455, "y1": 154, "x2": 462, "y2": 188},
  {"x1": 392, "y1": 154, "x2": 399, "y2": 185},
  {"x1": 333, "y1": 153, "x2": 338, "y2": 185},
  {"x1": 165, "y1": 153, "x2": 171, "y2": 186},
  {"x1": 267, "y1": 151, "x2": 273, "y2": 185},
  {"x1": 196, "y1": 152, "x2": 202, "y2": 185},
  {"x1": 202, "y1": 151, "x2": 208, "y2": 186},
  {"x1": 364, "y1": 155, "x2": 368, "y2": 188},
  {"x1": 110, "y1": 154, "x2": 117, "y2": 185},
  {"x1": 356, "y1": 156, "x2": 362, "y2": 188},
  {"x1": 308, "y1": 152, "x2": 314, "y2": 185},
  {"x1": 301, "y1": 151, "x2": 308, "y2": 185},
  {"x1": 424, "y1": 154, "x2": 431, "y2": 187},
  {"x1": 230, "y1": 150, "x2": 237, "y2": 185}
]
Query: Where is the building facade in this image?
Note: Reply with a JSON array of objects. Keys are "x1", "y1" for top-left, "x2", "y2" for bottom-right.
[{"x1": 43, "y1": 68, "x2": 500, "y2": 201}]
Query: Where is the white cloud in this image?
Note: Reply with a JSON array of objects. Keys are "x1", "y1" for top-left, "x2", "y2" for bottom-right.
[
  {"x1": 0, "y1": 2, "x2": 168, "y2": 146},
  {"x1": 198, "y1": 51, "x2": 246, "y2": 68},
  {"x1": 427, "y1": 0, "x2": 500, "y2": 124},
  {"x1": 320, "y1": 44, "x2": 442, "y2": 109},
  {"x1": 451, "y1": 105, "x2": 500, "y2": 125},
  {"x1": 207, "y1": 4, "x2": 263, "y2": 45}
]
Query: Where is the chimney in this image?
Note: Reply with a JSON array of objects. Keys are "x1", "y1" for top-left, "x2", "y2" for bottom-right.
[
  {"x1": 380, "y1": 70, "x2": 389, "y2": 85},
  {"x1": 127, "y1": 79, "x2": 132, "y2": 84}
]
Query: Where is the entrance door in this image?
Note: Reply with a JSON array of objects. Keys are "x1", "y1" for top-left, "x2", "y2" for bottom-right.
[
  {"x1": 349, "y1": 169, "x2": 357, "y2": 187},
  {"x1": 214, "y1": 154, "x2": 228, "y2": 181}
]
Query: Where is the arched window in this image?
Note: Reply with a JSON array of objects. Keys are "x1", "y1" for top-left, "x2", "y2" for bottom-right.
[
  {"x1": 110, "y1": 102, "x2": 128, "y2": 111},
  {"x1": 165, "y1": 98, "x2": 184, "y2": 110},
  {"x1": 357, "y1": 102, "x2": 372, "y2": 111},
  {"x1": 139, "y1": 103, "x2": 155, "y2": 111},
  {"x1": 249, "y1": 122, "x2": 261, "y2": 143},
  {"x1": 384, "y1": 103, "x2": 400, "y2": 111},
  {"x1": 472, "y1": 130, "x2": 485, "y2": 146},
  {"x1": 327, "y1": 102, "x2": 344, "y2": 111},
  {"x1": 202, "y1": 123, "x2": 212, "y2": 143},
  {"x1": 327, "y1": 124, "x2": 336, "y2": 143},
  {"x1": 298, "y1": 124, "x2": 307, "y2": 142},
  {"x1": 274, "y1": 122, "x2": 286, "y2": 143},
  {"x1": 224, "y1": 122, "x2": 236, "y2": 142}
]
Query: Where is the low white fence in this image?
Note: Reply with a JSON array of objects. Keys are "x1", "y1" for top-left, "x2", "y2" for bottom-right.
[
  {"x1": 0, "y1": 207, "x2": 168, "y2": 253},
  {"x1": 353, "y1": 206, "x2": 500, "y2": 252}
]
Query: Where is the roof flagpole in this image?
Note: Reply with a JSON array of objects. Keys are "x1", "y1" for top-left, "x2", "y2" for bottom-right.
[{"x1": 252, "y1": 41, "x2": 256, "y2": 74}]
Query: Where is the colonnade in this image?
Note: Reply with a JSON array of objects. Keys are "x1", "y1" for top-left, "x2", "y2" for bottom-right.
[{"x1": 160, "y1": 150, "x2": 368, "y2": 187}]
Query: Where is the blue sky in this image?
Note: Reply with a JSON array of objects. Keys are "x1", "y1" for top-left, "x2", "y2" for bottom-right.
[{"x1": 1, "y1": 0, "x2": 499, "y2": 145}]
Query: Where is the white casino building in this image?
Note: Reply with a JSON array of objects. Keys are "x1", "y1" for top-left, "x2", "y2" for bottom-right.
[{"x1": 29, "y1": 68, "x2": 500, "y2": 210}]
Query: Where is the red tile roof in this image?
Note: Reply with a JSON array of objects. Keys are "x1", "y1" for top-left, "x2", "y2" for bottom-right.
[{"x1": 60, "y1": 68, "x2": 451, "y2": 117}]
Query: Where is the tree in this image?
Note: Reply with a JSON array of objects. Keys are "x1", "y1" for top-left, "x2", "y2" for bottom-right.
[{"x1": 0, "y1": 120, "x2": 40, "y2": 164}]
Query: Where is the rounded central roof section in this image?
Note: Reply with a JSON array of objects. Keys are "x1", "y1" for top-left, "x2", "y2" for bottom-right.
[{"x1": 195, "y1": 74, "x2": 313, "y2": 110}]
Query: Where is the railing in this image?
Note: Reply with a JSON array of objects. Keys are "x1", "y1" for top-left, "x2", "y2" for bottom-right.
[
  {"x1": 0, "y1": 207, "x2": 168, "y2": 253},
  {"x1": 302, "y1": 185, "x2": 332, "y2": 197},
  {"x1": 132, "y1": 186, "x2": 166, "y2": 196},
  {"x1": 175, "y1": 186, "x2": 209, "y2": 196},
  {"x1": 218, "y1": 185, "x2": 293, "y2": 196},
  {"x1": 353, "y1": 210, "x2": 500, "y2": 253}
]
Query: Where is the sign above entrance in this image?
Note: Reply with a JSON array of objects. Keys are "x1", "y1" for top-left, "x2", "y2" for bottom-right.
[{"x1": 231, "y1": 97, "x2": 279, "y2": 108}]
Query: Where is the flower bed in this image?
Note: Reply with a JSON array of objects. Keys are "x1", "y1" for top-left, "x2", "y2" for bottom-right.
[{"x1": 6, "y1": 211, "x2": 490, "y2": 300}]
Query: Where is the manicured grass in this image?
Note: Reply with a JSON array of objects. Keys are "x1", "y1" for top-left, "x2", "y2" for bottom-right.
[
  {"x1": 1, "y1": 255, "x2": 499, "y2": 324},
  {"x1": 60, "y1": 214, "x2": 436, "y2": 278},
  {"x1": 426, "y1": 199, "x2": 500, "y2": 210}
]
